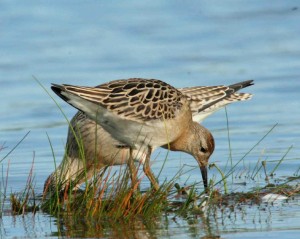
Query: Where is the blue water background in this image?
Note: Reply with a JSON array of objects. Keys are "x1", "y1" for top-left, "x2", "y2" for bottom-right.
[{"x1": 0, "y1": 1, "x2": 299, "y2": 238}]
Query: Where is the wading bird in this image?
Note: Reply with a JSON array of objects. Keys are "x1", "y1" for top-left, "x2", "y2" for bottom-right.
[{"x1": 44, "y1": 78, "x2": 253, "y2": 194}]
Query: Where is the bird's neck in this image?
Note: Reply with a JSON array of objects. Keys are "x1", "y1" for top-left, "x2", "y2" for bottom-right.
[{"x1": 163, "y1": 123, "x2": 196, "y2": 153}]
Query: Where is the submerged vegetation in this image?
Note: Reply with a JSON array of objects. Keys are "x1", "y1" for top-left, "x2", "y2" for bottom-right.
[{"x1": 41, "y1": 165, "x2": 174, "y2": 221}]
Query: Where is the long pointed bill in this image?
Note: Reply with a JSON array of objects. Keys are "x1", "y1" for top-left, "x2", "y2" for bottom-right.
[{"x1": 200, "y1": 166, "x2": 208, "y2": 190}]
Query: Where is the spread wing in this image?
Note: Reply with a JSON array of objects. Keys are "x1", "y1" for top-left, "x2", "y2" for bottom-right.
[{"x1": 180, "y1": 80, "x2": 254, "y2": 122}]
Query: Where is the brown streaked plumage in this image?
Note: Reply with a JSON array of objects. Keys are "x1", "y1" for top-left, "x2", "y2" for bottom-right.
[{"x1": 45, "y1": 78, "x2": 253, "y2": 193}]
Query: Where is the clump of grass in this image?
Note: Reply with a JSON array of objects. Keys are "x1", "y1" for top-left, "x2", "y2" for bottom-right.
[
  {"x1": 1, "y1": 132, "x2": 30, "y2": 217},
  {"x1": 10, "y1": 153, "x2": 39, "y2": 215},
  {"x1": 41, "y1": 159, "x2": 192, "y2": 223}
]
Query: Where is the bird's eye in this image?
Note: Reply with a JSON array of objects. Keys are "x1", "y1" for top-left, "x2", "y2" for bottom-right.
[{"x1": 200, "y1": 147, "x2": 207, "y2": 153}]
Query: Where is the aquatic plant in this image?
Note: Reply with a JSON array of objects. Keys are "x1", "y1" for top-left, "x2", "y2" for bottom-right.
[{"x1": 0, "y1": 132, "x2": 30, "y2": 217}]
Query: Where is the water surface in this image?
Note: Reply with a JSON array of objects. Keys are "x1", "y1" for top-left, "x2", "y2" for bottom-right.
[{"x1": 1, "y1": 0, "x2": 300, "y2": 238}]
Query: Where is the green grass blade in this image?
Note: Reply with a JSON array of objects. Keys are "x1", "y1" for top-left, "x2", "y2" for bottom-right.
[
  {"x1": 270, "y1": 145, "x2": 293, "y2": 176},
  {"x1": 0, "y1": 131, "x2": 30, "y2": 163}
]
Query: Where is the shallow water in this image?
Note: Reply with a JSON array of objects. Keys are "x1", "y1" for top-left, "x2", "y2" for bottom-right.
[{"x1": 1, "y1": 0, "x2": 300, "y2": 238}]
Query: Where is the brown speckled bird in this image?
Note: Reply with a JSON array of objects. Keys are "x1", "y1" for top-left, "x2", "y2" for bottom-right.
[{"x1": 44, "y1": 78, "x2": 253, "y2": 193}]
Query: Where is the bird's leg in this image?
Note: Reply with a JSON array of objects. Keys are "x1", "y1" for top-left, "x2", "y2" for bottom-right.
[
  {"x1": 128, "y1": 147, "x2": 138, "y2": 190},
  {"x1": 143, "y1": 145, "x2": 159, "y2": 191}
]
